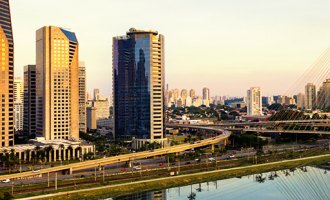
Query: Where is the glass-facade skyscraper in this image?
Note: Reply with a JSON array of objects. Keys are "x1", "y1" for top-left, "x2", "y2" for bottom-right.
[
  {"x1": 113, "y1": 28, "x2": 165, "y2": 148},
  {"x1": 0, "y1": 0, "x2": 14, "y2": 147}
]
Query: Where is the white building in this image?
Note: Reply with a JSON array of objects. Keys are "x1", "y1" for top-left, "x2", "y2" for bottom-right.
[
  {"x1": 305, "y1": 83, "x2": 316, "y2": 110},
  {"x1": 14, "y1": 78, "x2": 24, "y2": 131},
  {"x1": 247, "y1": 87, "x2": 262, "y2": 116}
]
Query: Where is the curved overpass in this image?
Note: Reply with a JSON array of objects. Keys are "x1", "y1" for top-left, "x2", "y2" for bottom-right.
[{"x1": 0, "y1": 130, "x2": 230, "y2": 181}]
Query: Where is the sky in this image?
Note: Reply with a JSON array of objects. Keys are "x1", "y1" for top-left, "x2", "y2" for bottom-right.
[{"x1": 10, "y1": 0, "x2": 330, "y2": 97}]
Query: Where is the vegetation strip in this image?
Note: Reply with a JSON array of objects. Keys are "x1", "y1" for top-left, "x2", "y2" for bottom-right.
[{"x1": 17, "y1": 154, "x2": 330, "y2": 200}]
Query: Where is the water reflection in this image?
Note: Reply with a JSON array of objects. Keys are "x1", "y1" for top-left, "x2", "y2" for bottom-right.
[{"x1": 114, "y1": 166, "x2": 329, "y2": 200}]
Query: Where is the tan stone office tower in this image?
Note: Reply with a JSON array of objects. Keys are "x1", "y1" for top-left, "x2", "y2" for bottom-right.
[
  {"x1": 36, "y1": 26, "x2": 79, "y2": 141},
  {"x1": 0, "y1": 0, "x2": 14, "y2": 147}
]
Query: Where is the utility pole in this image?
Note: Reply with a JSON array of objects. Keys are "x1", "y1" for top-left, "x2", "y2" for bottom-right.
[
  {"x1": 94, "y1": 167, "x2": 97, "y2": 181},
  {"x1": 47, "y1": 172, "x2": 50, "y2": 187},
  {"x1": 102, "y1": 167, "x2": 105, "y2": 183},
  {"x1": 55, "y1": 173, "x2": 57, "y2": 190},
  {"x1": 11, "y1": 181, "x2": 14, "y2": 195}
]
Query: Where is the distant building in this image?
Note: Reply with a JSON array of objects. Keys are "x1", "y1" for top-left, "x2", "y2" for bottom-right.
[
  {"x1": 317, "y1": 79, "x2": 330, "y2": 110},
  {"x1": 202, "y1": 87, "x2": 210, "y2": 107},
  {"x1": 86, "y1": 106, "x2": 97, "y2": 131},
  {"x1": 14, "y1": 78, "x2": 24, "y2": 132},
  {"x1": 113, "y1": 28, "x2": 166, "y2": 148},
  {"x1": 93, "y1": 99, "x2": 110, "y2": 121},
  {"x1": 93, "y1": 88, "x2": 100, "y2": 100},
  {"x1": 296, "y1": 93, "x2": 305, "y2": 109},
  {"x1": 189, "y1": 89, "x2": 195, "y2": 98},
  {"x1": 247, "y1": 87, "x2": 262, "y2": 116},
  {"x1": 78, "y1": 62, "x2": 86, "y2": 133},
  {"x1": 36, "y1": 26, "x2": 79, "y2": 141},
  {"x1": 305, "y1": 83, "x2": 316, "y2": 110},
  {"x1": 24, "y1": 65, "x2": 37, "y2": 138}
]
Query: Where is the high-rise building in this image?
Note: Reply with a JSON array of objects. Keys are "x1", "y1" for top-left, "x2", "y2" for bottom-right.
[
  {"x1": 247, "y1": 87, "x2": 262, "y2": 116},
  {"x1": 78, "y1": 61, "x2": 86, "y2": 133},
  {"x1": 113, "y1": 28, "x2": 166, "y2": 148},
  {"x1": 189, "y1": 89, "x2": 195, "y2": 98},
  {"x1": 317, "y1": 79, "x2": 330, "y2": 110},
  {"x1": 36, "y1": 26, "x2": 79, "y2": 141},
  {"x1": 86, "y1": 106, "x2": 97, "y2": 131},
  {"x1": 296, "y1": 93, "x2": 305, "y2": 109},
  {"x1": 14, "y1": 78, "x2": 24, "y2": 132},
  {"x1": 202, "y1": 87, "x2": 210, "y2": 100},
  {"x1": 202, "y1": 88, "x2": 210, "y2": 107},
  {"x1": 93, "y1": 88, "x2": 100, "y2": 100},
  {"x1": 305, "y1": 83, "x2": 316, "y2": 110},
  {"x1": 172, "y1": 89, "x2": 179, "y2": 103},
  {"x1": 0, "y1": 0, "x2": 14, "y2": 147},
  {"x1": 181, "y1": 89, "x2": 188, "y2": 99},
  {"x1": 93, "y1": 99, "x2": 109, "y2": 121},
  {"x1": 23, "y1": 65, "x2": 37, "y2": 138}
]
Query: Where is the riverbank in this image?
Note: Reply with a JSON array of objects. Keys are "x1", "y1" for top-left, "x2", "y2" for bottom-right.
[{"x1": 18, "y1": 154, "x2": 330, "y2": 200}]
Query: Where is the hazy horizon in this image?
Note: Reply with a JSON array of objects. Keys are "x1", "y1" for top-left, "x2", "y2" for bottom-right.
[{"x1": 11, "y1": 0, "x2": 330, "y2": 97}]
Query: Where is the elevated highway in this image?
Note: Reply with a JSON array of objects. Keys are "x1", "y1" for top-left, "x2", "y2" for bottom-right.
[{"x1": 0, "y1": 130, "x2": 230, "y2": 181}]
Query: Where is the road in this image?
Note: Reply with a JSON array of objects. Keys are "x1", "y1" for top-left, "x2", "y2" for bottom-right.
[{"x1": 0, "y1": 132, "x2": 230, "y2": 182}]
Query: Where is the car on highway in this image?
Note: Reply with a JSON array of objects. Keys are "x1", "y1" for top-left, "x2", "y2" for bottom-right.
[
  {"x1": 2, "y1": 179, "x2": 10, "y2": 183},
  {"x1": 133, "y1": 166, "x2": 142, "y2": 170},
  {"x1": 32, "y1": 170, "x2": 41, "y2": 173},
  {"x1": 208, "y1": 157, "x2": 216, "y2": 162},
  {"x1": 195, "y1": 158, "x2": 201, "y2": 162},
  {"x1": 159, "y1": 162, "x2": 164, "y2": 166},
  {"x1": 229, "y1": 154, "x2": 236, "y2": 159}
]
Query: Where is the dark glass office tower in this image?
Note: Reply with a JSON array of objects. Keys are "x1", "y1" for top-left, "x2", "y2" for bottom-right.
[
  {"x1": 23, "y1": 65, "x2": 37, "y2": 138},
  {"x1": 0, "y1": 0, "x2": 14, "y2": 147},
  {"x1": 113, "y1": 28, "x2": 165, "y2": 148}
]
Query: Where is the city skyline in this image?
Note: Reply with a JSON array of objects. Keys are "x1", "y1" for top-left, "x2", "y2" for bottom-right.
[{"x1": 10, "y1": 0, "x2": 330, "y2": 97}]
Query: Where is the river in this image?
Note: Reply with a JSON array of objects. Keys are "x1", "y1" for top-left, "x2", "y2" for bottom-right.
[{"x1": 113, "y1": 166, "x2": 330, "y2": 200}]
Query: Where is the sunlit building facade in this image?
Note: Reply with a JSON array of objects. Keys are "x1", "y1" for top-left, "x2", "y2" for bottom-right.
[
  {"x1": 36, "y1": 26, "x2": 79, "y2": 141},
  {"x1": 247, "y1": 87, "x2": 262, "y2": 116},
  {"x1": 0, "y1": 0, "x2": 14, "y2": 147}
]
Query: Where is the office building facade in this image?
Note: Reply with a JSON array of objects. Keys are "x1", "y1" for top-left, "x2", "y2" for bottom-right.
[
  {"x1": 247, "y1": 87, "x2": 262, "y2": 116},
  {"x1": 305, "y1": 83, "x2": 316, "y2": 110},
  {"x1": 23, "y1": 65, "x2": 37, "y2": 138},
  {"x1": 36, "y1": 26, "x2": 79, "y2": 141},
  {"x1": 78, "y1": 61, "x2": 86, "y2": 133},
  {"x1": 14, "y1": 78, "x2": 24, "y2": 131},
  {"x1": 113, "y1": 28, "x2": 166, "y2": 148},
  {"x1": 0, "y1": 0, "x2": 14, "y2": 147}
]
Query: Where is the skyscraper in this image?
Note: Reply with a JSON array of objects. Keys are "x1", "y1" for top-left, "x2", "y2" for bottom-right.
[
  {"x1": 317, "y1": 79, "x2": 330, "y2": 110},
  {"x1": 0, "y1": 0, "x2": 14, "y2": 147},
  {"x1": 93, "y1": 88, "x2": 100, "y2": 100},
  {"x1": 14, "y1": 78, "x2": 24, "y2": 132},
  {"x1": 113, "y1": 28, "x2": 165, "y2": 148},
  {"x1": 189, "y1": 89, "x2": 195, "y2": 98},
  {"x1": 23, "y1": 65, "x2": 37, "y2": 138},
  {"x1": 202, "y1": 87, "x2": 210, "y2": 107},
  {"x1": 305, "y1": 83, "x2": 316, "y2": 110},
  {"x1": 36, "y1": 26, "x2": 79, "y2": 141},
  {"x1": 247, "y1": 87, "x2": 262, "y2": 116},
  {"x1": 78, "y1": 62, "x2": 86, "y2": 133}
]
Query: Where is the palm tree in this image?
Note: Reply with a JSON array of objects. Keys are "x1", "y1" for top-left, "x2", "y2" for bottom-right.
[
  {"x1": 76, "y1": 146, "x2": 82, "y2": 161},
  {"x1": 45, "y1": 145, "x2": 54, "y2": 162},
  {"x1": 68, "y1": 145, "x2": 73, "y2": 160},
  {"x1": 59, "y1": 144, "x2": 64, "y2": 161}
]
